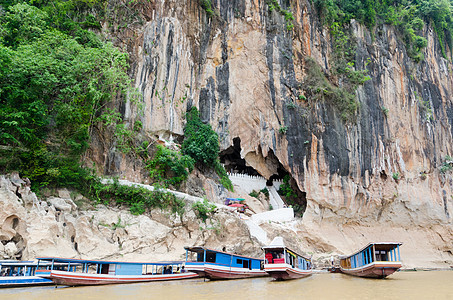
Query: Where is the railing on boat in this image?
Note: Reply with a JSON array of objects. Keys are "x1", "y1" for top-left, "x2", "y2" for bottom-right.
[{"x1": 340, "y1": 243, "x2": 402, "y2": 269}]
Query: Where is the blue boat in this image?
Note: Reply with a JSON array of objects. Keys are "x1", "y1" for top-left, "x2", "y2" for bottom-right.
[
  {"x1": 339, "y1": 242, "x2": 402, "y2": 278},
  {"x1": 0, "y1": 261, "x2": 53, "y2": 288},
  {"x1": 184, "y1": 247, "x2": 267, "y2": 280},
  {"x1": 37, "y1": 257, "x2": 198, "y2": 286}
]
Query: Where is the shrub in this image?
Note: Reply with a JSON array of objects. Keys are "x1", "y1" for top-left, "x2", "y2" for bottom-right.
[
  {"x1": 192, "y1": 198, "x2": 216, "y2": 223},
  {"x1": 279, "y1": 126, "x2": 288, "y2": 134},
  {"x1": 392, "y1": 172, "x2": 400, "y2": 180},
  {"x1": 199, "y1": 0, "x2": 214, "y2": 17},
  {"x1": 249, "y1": 190, "x2": 260, "y2": 199},
  {"x1": 260, "y1": 187, "x2": 269, "y2": 197},
  {"x1": 278, "y1": 175, "x2": 305, "y2": 216},
  {"x1": 440, "y1": 156, "x2": 453, "y2": 173},
  {"x1": 182, "y1": 107, "x2": 233, "y2": 191},
  {"x1": 214, "y1": 160, "x2": 234, "y2": 191},
  {"x1": 304, "y1": 57, "x2": 360, "y2": 122},
  {"x1": 298, "y1": 94, "x2": 307, "y2": 101},
  {"x1": 86, "y1": 178, "x2": 185, "y2": 217},
  {"x1": 182, "y1": 107, "x2": 219, "y2": 166},
  {"x1": 146, "y1": 145, "x2": 195, "y2": 187},
  {"x1": 286, "y1": 100, "x2": 297, "y2": 109}
]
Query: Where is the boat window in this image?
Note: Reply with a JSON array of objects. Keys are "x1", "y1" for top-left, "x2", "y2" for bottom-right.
[
  {"x1": 206, "y1": 252, "x2": 216, "y2": 263},
  {"x1": 197, "y1": 253, "x2": 204, "y2": 262},
  {"x1": 242, "y1": 260, "x2": 249, "y2": 269},
  {"x1": 237, "y1": 259, "x2": 243, "y2": 264},
  {"x1": 101, "y1": 264, "x2": 109, "y2": 274}
]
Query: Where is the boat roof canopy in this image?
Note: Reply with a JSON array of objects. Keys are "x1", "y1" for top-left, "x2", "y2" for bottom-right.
[
  {"x1": 184, "y1": 247, "x2": 262, "y2": 261},
  {"x1": 37, "y1": 257, "x2": 184, "y2": 266},
  {"x1": 0, "y1": 261, "x2": 64, "y2": 267},
  {"x1": 339, "y1": 242, "x2": 403, "y2": 259},
  {"x1": 262, "y1": 237, "x2": 285, "y2": 250},
  {"x1": 262, "y1": 237, "x2": 310, "y2": 260}
]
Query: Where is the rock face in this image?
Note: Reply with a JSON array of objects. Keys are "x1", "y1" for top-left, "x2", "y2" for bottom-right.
[
  {"x1": 85, "y1": 0, "x2": 453, "y2": 266},
  {"x1": 4, "y1": 0, "x2": 453, "y2": 267},
  {"x1": 0, "y1": 174, "x2": 262, "y2": 261},
  {"x1": 95, "y1": 0, "x2": 453, "y2": 222}
]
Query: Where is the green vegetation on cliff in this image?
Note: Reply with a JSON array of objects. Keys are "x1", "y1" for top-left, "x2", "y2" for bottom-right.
[
  {"x1": 0, "y1": 2, "x2": 133, "y2": 191},
  {"x1": 278, "y1": 175, "x2": 305, "y2": 217},
  {"x1": 182, "y1": 107, "x2": 233, "y2": 191},
  {"x1": 0, "y1": 1, "x2": 196, "y2": 219},
  {"x1": 314, "y1": 0, "x2": 453, "y2": 60},
  {"x1": 146, "y1": 145, "x2": 195, "y2": 187}
]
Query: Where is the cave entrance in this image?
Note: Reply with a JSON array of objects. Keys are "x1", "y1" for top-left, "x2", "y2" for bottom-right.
[
  {"x1": 219, "y1": 138, "x2": 307, "y2": 217},
  {"x1": 219, "y1": 137, "x2": 260, "y2": 175}
]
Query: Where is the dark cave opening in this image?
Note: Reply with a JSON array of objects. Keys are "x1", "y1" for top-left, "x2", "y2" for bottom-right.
[
  {"x1": 219, "y1": 137, "x2": 260, "y2": 175},
  {"x1": 220, "y1": 137, "x2": 307, "y2": 217}
]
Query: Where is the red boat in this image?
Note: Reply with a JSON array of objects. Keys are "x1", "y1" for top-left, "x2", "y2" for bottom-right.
[
  {"x1": 339, "y1": 242, "x2": 402, "y2": 279},
  {"x1": 263, "y1": 237, "x2": 312, "y2": 280},
  {"x1": 37, "y1": 257, "x2": 198, "y2": 286}
]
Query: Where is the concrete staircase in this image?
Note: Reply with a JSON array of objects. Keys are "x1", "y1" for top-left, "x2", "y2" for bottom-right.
[{"x1": 268, "y1": 186, "x2": 285, "y2": 210}]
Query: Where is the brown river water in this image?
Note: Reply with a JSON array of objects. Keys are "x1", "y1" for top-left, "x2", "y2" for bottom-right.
[{"x1": 1, "y1": 271, "x2": 453, "y2": 299}]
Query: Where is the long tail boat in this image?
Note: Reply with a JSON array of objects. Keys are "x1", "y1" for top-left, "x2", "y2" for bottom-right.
[
  {"x1": 262, "y1": 237, "x2": 312, "y2": 280},
  {"x1": 339, "y1": 242, "x2": 402, "y2": 278},
  {"x1": 37, "y1": 257, "x2": 198, "y2": 286},
  {"x1": 184, "y1": 247, "x2": 268, "y2": 280},
  {"x1": 0, "y1": 261, "x2": 54, "y2": 288}
]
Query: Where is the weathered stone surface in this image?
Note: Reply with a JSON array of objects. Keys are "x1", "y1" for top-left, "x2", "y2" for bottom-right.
[
  {"x1": 4, "y1": 0, "x2": 453, "y2": 267},
  {"x1": 4, "y1": 242, "x2": 18, "y2": 258},
  {"x1": 88, "y1": 0, "x2": 453, "y2": 238}
]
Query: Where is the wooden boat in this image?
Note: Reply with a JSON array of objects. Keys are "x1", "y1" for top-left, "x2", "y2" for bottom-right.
[
  {"x1": 263, "y1": 237, "x2": 312, "y2": 280},
  {"x1": 339, "y1": 242, "x2": 402, "y2": 278},
  {"x1": 37, "y1": 257, "x2": 198, "y2": 286},
  {"x1": 0, "y1": 261, "x2": 53, "y2": 288},
  {"x1": 184, "y1": 247, "x2": 267, "y2": 280}
]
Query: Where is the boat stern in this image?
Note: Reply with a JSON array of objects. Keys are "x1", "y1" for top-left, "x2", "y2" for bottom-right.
[
  {"x1": 184, "y1": 262, "x2": 207, "y2": 277},
  {"x1": 264, "y1": 263, "x2": 311, "y2": 280}
]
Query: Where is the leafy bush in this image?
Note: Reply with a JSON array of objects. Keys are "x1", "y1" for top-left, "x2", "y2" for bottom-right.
[
  {"x1": 440, "y1": 155, "x2": 453, "y2": 173},
  {"x1": 392, "y1": 172, "x2": 400, "y2": 180},
  {"x1": 249, "y1": 190, "x2": 260, "y2": 199},
  {"x1": 182, "y1": 107, "x2": 233, "y2": 191},
  {"x1": 304, "y1": 57, "x2": 360, "y2": 122},
  {"x1": 260, "y1": 187, "x2": 270, "y2": 197},
  {"x1": 214, "y1": 160, "x2": 234, "y2": 191},
  {"x1": 279, "y1": 126, "x2": 288, "y2": 134},
  {"x1": 192, "y1": 198, "x2": 217, "y2": 223},
  {"x1": 0, "y1": 3, "x2": 135, "y2": 190},
  {"x1": 278, "y1": 175, "x2": 306, "y2": 216},
  {"x1": 89, "y1": 178, "x2": 185, "y2": 216},
  {"x1": 146, "y1": 145, "x2": 195, "y2": 187},
  {"x1": 199, "y1": 0, "x2": 214, "y2": 17},
  {"x1": 278, "y1": 175, "x2": 297, "y2": 199},
  {"x1": 182, "y1": 107, "x2": 219, "y2": 166},
  {"x1": 266, "y1": 0, "x2": 294, "y2": 31}
]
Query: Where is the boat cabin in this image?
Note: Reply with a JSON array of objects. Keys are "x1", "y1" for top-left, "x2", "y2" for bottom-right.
[
  {"x1": 185, "y1": 247, "x2": 262, "y2": 270},
  {"x1": 0, "y1": 261, "x2": 37, "y2": 277},
  {"x1": 263, "y1": 245, "x2": 311, "y2": 270},
  {"x1": 37, "y1": 257, "x2": 186, "y2": 276},
  {"x1": 340, "y1": 242, "x2": 402, "y2": 269}
]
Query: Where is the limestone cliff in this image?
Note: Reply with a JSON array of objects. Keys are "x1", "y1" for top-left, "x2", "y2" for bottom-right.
[
  {"x1": 83, "y1": 0, "x2": 453, "y2": 261},
  {"x1": 2, "y1": 0, "x2": 453, "y2": 268}
]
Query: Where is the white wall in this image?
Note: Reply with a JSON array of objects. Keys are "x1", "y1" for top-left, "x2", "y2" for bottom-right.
[{"x1": 251, "y1": 208, "x2": 294, "y2": 224}]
